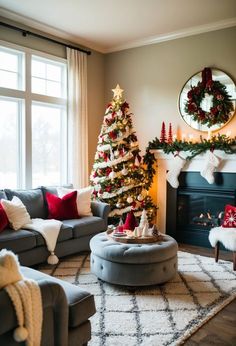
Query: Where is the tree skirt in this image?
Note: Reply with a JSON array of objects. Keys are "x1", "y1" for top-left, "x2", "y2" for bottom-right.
[{"x1": 38, "y1": 251, "x2": 236, "y2": 346}]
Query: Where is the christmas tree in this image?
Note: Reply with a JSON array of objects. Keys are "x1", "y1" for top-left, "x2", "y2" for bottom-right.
[
  {"x1": 160, "y1": 122, "x2": 167, "y2": 143},
  {"x1": 90, "y1": 84, "x2": 156, "y2": 223}
]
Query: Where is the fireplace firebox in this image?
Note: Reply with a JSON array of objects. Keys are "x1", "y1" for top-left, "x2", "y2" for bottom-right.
[{"x1": 166, "y1": 172, "x2": 236, "y2": 247}]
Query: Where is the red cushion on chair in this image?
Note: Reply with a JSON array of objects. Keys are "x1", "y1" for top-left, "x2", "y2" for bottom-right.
[
  {"x1": 0, "y1": 203, "x2": 9, "y2": 232},
  {"x1": 222, "y1": 205, "x2": 236, "y2": 228},
  {"x1": 46, "y1": 191, "x2": 79, "y2": 220}
]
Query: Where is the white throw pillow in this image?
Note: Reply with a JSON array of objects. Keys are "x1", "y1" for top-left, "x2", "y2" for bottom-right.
[
  {"x1": 57, "y1": 186, "x2": 92, "y2": 217},
  {"x1": 1, "y1": 196, "x2": 32, "y2": 230}
]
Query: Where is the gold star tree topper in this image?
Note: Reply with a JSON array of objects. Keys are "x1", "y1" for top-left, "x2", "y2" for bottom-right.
[{"x1": 112, "y1": 84, "x2": 124, "y2": 100}]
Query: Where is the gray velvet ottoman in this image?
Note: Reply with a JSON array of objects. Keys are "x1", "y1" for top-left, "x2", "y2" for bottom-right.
[{"x1": 90, "y1": 232, "x2": 178, "y2": 286}]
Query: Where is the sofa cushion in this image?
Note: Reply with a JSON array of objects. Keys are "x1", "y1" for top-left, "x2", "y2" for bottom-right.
[
  {"x1": 1, "y1": 196, "x2": 32, "y2": 231},
  {"x1": 32, "y1": 224, "x2": 73, "y2": 246},
  {"x1": 0, "y1": 190, "x2": 7, "y2": 200},
  {"x1": 21, "y1": 266, "x2": 96, "y2": 328},
  {"x1": 0, "y1": 204, "x2": 9, "y2": 232},
  {"x1": 63, "y1": 216, "x2": 106, "y2": 238},
  {"x1": 4, "y1": 188, "x2": 47, "y2": 219},
  {"x1": 57, "y1": 186, "x2": 93, "y2": 217},
  {"x1": 46, "y1": 191, "x2": 79, "y2": 220},
  {"x1": 0, "y1": 229, "x2": 37, "y2": 252}
]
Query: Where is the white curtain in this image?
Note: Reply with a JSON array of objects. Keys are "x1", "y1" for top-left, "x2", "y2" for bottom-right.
[{"x1": 67, "y1": 48, "x2": 88, "y2": 188}]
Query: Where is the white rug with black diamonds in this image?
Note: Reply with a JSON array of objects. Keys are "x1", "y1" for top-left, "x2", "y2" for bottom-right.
[{"x1": 38, "y1": 251, "x2": 236, "y2": 346}]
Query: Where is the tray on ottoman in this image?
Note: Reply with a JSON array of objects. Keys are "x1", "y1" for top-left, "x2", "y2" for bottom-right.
[{"x1": 106, "y1": 229, "x2": 163, "y2": 244}]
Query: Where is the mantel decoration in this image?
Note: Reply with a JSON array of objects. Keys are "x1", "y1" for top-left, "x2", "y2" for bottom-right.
[
  {"x1": 179, "y1": 68, "x2": 236, "y2": 132},
  {"x1": 144, "y1": 133, "x2": 236, "y2": 188}
]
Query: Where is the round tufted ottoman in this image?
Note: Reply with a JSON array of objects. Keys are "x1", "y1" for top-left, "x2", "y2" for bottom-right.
[{"x1": 90, "y1": 232, "x2": 178, "y2": 286}]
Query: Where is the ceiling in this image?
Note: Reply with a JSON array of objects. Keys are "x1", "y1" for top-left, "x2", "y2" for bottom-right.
[{"x1": 0, "y1": 0, "x2": 236, "y2": 53}]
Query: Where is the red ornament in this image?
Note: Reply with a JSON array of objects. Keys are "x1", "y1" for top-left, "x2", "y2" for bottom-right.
[
  {"x1": 105, "y1": 167, "x2": 112, "y2": 176},
  {"x1": 168, "y1": 123, "x2": 173, "y2": 144},
  {"x1": 105, "y1": 186, "x2": 112, "y2": 192},
  {"x1": 160, "y1": 122, "x2": 167, "y2": 143},
  {"x1": 109, "y1": 130, "x2": 117, "y2": 140}
]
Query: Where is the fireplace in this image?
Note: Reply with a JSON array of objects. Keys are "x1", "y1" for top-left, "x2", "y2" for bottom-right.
[{"x1": 166, "y1": 172, "x2": 236, "y2": 247}]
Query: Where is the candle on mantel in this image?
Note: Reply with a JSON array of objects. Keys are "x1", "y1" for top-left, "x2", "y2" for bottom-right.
[
  {"x1": 207, "y1": 130, "x2": 212, "y2": 140},
  {"x1": 226, "y1": 131, "x2": 231, "y2": 137},
  {"x1": 188, "y1": 134, "x2": 194, "y2": 142},
  {"x1": 181, "y1": 133, "x2": 186, "y2": 142},
  {"x1": 173, "y1": 134, "x2": 177, "y2": 141}
]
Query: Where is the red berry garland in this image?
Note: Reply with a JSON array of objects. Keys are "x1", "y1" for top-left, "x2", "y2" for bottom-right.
[{"x1": 185, "y1": 68, "x2": 234, "y2": 128}]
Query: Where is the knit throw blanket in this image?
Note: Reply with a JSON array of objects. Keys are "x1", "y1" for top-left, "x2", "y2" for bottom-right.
[
  {"x1": 0, "y1": 249, "x2": 42, "y2": 346},
  {"x1": 24, "y1": 218, "x2": 62, "y2": 264}
]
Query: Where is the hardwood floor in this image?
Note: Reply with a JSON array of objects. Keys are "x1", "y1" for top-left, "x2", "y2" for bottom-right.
[{"x1": 179, "y1": 243, "x2": 236, "y2": 346}]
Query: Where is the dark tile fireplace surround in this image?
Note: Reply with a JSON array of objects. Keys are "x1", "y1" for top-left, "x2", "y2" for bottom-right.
[{"x1": 166, "y1": 172, "x2": 236, "y2": 248}]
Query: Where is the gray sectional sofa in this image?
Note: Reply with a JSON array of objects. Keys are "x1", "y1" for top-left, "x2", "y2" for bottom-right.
[
  {"x1": 0, "y1": 186, "x2": 110, "y2": 345},
  {"x1": 0, "y1": 186, "x2": 110, "y2": 266}
]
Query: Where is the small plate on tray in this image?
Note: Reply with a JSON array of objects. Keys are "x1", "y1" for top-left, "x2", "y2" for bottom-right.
[{"x1": 112, "y1": 232, "x2": 127, "y2": 237}]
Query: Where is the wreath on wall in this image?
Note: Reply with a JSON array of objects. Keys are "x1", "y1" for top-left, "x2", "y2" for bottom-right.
[{"x1": 184, "y1": 68, "x2": 234, "y2": 128}]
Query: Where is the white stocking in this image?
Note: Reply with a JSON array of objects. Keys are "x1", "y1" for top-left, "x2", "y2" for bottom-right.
[
  {"x1": 200, "y1": 151, "x2": 221, "y2": 184},
  {"x1": 166, "y1": 154, "x2": 186, "y2": 188}
]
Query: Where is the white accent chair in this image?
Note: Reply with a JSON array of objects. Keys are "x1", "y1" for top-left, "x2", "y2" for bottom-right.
[{"x1": 209, "y1": 226, "x2": 236, "y2": 271}]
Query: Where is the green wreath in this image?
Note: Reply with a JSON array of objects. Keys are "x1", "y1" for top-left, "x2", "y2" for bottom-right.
[{"x1": 184, "y1": 69, "x2": 234, "y2": 128}]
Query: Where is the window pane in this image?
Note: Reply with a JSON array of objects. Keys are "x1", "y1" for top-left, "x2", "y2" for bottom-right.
[
  {"x1": 46, "y1": 64, "x2": 61, "y2": 82},
  {"x1": 31, "y1": 56, "x2": 65, "y2": 97},
  {"x1": 32, "y1": 103, "x2": 65, "y2": 187},
  {"x1": 0, "y1": 98, "x2": 19, "y2": 188},
  {"x1": 0, "y1": 70, "x2": 18, "y2": 89},
  {"x1": 32, "y1": 77, "x2": 46, "y2": 95},
  {"x1": 0, "y1": 47, "x2": 24, "y2": 90},
  {"x1": 46, "y1": 80, "x2": 61, "y2": 97},
  {"x1": 0, "y1": 51, "x2": 18, "y2": 71},
  {"x1": 32, "y1": 60, "x2": 46, "y2": 78}
]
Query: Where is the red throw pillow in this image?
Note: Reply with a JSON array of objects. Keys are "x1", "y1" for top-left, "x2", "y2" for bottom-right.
[
  {"x1": 46, "y1": 191, "x2": 79, "y2": 220},
  {"x1": 222, "y1": 204, "x2": 236, "y2": 228},
  {"x1": 0, "y1": 203, "x2": 9, "y2": 232}
]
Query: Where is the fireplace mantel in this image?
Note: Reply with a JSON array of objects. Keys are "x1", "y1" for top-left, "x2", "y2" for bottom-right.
[{"x1": 151, "y1": 150, "x2": 236, "y2": 233}]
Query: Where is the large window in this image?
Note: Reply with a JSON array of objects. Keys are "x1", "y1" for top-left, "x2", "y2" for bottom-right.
[{"x1": 0, "y1": 42, "x2": 68, "y2": 189}]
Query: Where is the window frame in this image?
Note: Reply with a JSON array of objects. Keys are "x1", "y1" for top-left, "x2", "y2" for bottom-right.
[{"x1": 0, "y1": 40, "x2": 68, "y2": 189}]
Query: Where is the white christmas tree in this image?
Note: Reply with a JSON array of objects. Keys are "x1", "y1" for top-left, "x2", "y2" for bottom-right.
[
  {"x1": 139, "y1": 209, "x2": 148, "y2": 229},
  {"x1": 90, "y1": 85, "x2": 156, "y2": 222}
]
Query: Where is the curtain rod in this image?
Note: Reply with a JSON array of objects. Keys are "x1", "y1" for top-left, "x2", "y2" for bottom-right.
[{"x1": 0, "y1": 21, "x2": 91, "y2": 55}]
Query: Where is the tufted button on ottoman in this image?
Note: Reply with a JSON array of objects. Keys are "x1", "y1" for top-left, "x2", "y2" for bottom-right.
[{"x1": 89, "y1": 232, "x2": 178, "y2": 286}]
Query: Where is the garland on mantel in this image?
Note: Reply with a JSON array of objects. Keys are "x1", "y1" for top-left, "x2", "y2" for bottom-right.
[{"x1": 143, "y1": 134, "x2": 236, "y2": 186}]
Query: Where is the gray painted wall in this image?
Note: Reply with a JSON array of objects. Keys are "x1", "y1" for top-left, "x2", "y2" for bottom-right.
[{"x1": 105, "y1": 27, "x2": 236, "y2": 153}]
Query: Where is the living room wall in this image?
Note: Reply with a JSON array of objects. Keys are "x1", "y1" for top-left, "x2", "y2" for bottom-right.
[
  {"x1": 0, "y1": 17, "x2": 105, "y2": 171},
  {"x1": 105, "y1": 27, "x2": 236, "y2": 154}
]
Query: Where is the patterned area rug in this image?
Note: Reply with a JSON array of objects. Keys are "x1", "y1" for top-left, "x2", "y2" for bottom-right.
[{"x1": 38, "y1": 251, "x2": 236, "y2": 346}]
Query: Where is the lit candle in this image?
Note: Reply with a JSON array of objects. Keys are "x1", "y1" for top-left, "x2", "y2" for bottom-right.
[
  {"x1": 207, "y1": 130, "x2": 212, "y2": 140},
  {"x1": 226, "y1": 131, "x2": 231, "y2": 138},
  {"x1": 173, "y1": 134, "x2": 177, "y2": 141},
  {"x1": 188, "y1": 134, "x2": 194, "y2": 142},
  {"x1": 181, "y1": 133, "x2": 186, "y2": 142}
]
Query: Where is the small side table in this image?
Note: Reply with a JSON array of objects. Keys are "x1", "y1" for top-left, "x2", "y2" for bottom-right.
[{"x1": 209, "y1": 226, "x2": 236, "y2": 271}]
